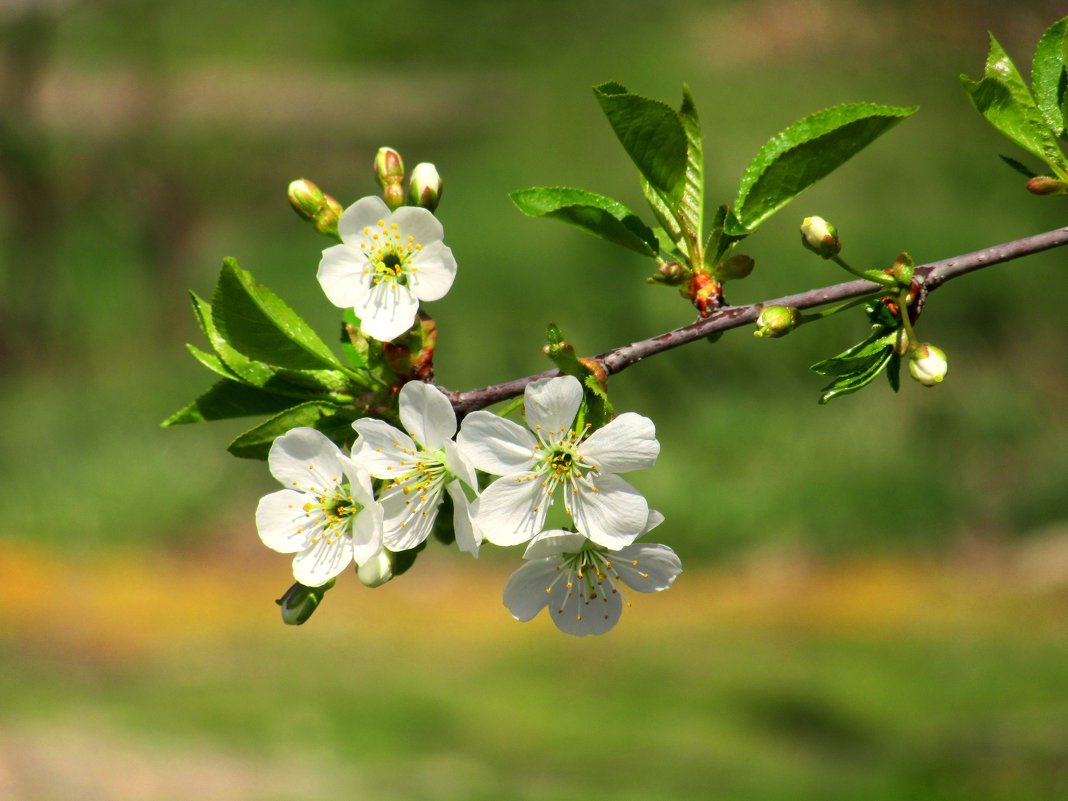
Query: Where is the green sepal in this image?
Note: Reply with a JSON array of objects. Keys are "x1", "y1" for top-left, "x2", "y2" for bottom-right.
[
  {"x1": 816, "y1": 346, "x2": 894, "y2": 404},
  {"x1": 227, "y1": 401, "x2": 346, "y2": 460},
  {"x1": 961, "y1": 34, "x2": 1068, "y2": 176},
  {"x1": 212, "y1": 257, "x2": 344, "y2": 372},
  {"x1": 729, "y1": 103, "x2": 916, "y2": 234},
  {"x1": 161, "y1": 380, "x2": 305, "y2": 427},
  {"x1": 509, "y1": 187, "x2": 658, "y2": 257},
  {"x1": 999, "y1": 154, "x2": 1039, "y2": 178},
  {"x1": 1031, "y1": 16, "x2": 1068, "y2": 137},
  {"x1": 593, "y1": 81, "x2": 688, "y2": 206}
]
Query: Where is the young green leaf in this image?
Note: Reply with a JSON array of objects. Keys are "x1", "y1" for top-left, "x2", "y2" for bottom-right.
[
  {"x1": 227, "y1": 401, "x2": 343, "y2": 460},
  {"x1": 186, "y1": 343, "x2": 239, "y2": 381},
  {"x1": 677, "y1": 85, "x2": 704, "y2": 252},
  {"x1": 212, "y1": 258, "x2": 344, "y2": 372},
  {"x1": 729, "y1": 103, "x2": 916, "y2": 234},
  {"x1": 999, "y1": 154, "x2": 1039, "y2": 178},
  {"x1": 811, "y1": 329, "x2": 897, "y2": 377},
  {"x1": 641, "y1": 175, "x2": 686, "y2": 258},
  {"x1": 962, "y1": 34, "x2": 1068, "y2": 177},
  {"x1": 1031, "y1": 16, "x2": 1068, "y2": 137},
  {"x1": 190, "y1": 291, "x2": 275, "y2": 386},
  {"x1": 510, "y1": 187, "x2": 658, "y2": 257},
  {"x1": 816, "y1": 347, "x2": 894, "y2": 404},
  {"x1": 161, "y1": 380, "x2": 304, "y2": 427},
  {"x1": 593, "y1": 82, "x2": 688, "y2": 205}
]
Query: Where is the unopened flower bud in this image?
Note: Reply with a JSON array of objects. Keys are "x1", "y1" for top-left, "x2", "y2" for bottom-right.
[
  {"x1": 800, "y1": 216, "x2": 841, "y2": 258},
  {"x1": 374, "y1": 147, "x2": 405, "y2": 187},
  {"x1": 714, "y1": 253, "x2": 755, "y2": 282},
  {"x1": 754, "y1": 305, "x2": 801, "y2": 338},
  {"x1": 287, "y1": 178, "x2": 343, "y2": 237},
  {"x1": 276, "y1": 579, "x2": 334, "y2": 626},
  {"x1": 1026, "y1": 176, "x2": 1068, "y2": 195},
  {"x1": 908, "y1": 343, "x2": 948, "y2": 386},
  {"x1": 357, "y1": 550, "x2": 393, "y2": 588},
  {"x1": 408, "y1": 162, "x2": 443, "y2": 212},
  {"x1": 374, "y1": 147, "x2": 406, "y2": 210}
]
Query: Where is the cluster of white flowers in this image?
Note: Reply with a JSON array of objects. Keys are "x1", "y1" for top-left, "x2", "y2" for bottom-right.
[{"x1": 257, "y1": 197, "x2": 681, "y2": 635}]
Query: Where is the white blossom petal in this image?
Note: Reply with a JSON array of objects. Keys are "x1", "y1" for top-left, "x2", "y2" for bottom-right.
[
  {"x1": 457, "y1": 411, "x2": 539, "y2": 474},
  {"x1": 475, "y1": 471, "x2": 549, "y2": 546},
  {"x1": 380, "y1": 480, "x2": 443, "y2": 552},
  {"x1": 446, "y1": 481, "x2": 482, "y2": 557},
  {"x1": 350, "y1": 501, "x2": 384, "y2": 566},
  {"x1": 317, "y1": 245, "x2": 370, "y2": 309},
  {"x1": 351, "y1": 419, "x2": 417, "y2": 479},
  {"x1": 612, "y1": 543, "x2": 682, "y2": 593},
  {"x1": 568, "y1": 473, "x2": 649, "y2": 549},
  {"x1": 523, "y1": 530, "x2": 586, "y2": 559},
  {"x1": 268, "y1": 428, "x2": 346, "y2": 493},
  {"x1": 548, "y1": 571, "x2": 622, "y2": 636},
  {"x1": 388, "y1": 205, "x2": 444, "y2": 244},
  {"x1": 443, "y1": 439, "x2": 478, "y2": 490},
  {"x1": 399, "y1": 381, "x2": 456, "y2": 449},
  {"x1": 255, "y1": 489, "x2": 309, "y2": 554},
  {"x1": 643, "y1": 509, "x2": 665, "y2": 534},
  {"x1": 580, "y1": 412, "x2": 659, "y2": 473},
  {"x1": 337, "y1": 196, "x2": 391, "y2": 241},
  {"x1": 502, "y1": 559, "x2": 558, "y2": 621},
  {"x1": 524, "y1": 376, "x2": 582, "y2": 439},
  {"x1": 292, "y1": 533, "x2": 353, "y2": 587},
  {"x1": 353, "y1": 280, "x2": 419, "y2": 342},
  {"x1": 407, "y1": 240, "x2": 457, "y2": 302}
]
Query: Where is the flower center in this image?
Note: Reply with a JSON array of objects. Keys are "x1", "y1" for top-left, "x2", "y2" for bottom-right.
[
  {"x1": 302, "y1": 483, "x2": 363, "y2": 545},
  {"x1": 382, "y1": 447, "x2": 450, "y2": 530},
  {"x1": 528, "y1": 423, "x2": 596, "y2": 516},
  {"x1": 358, "y1": 219, "x2": 423, "y2": 288},
  {"x1": 550, "y1": 544, "x2": 625, "y2": 623}
]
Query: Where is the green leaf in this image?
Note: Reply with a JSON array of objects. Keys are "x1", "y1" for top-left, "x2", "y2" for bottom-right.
[
  {"x1": 593, "y1": 81, "x2": 688, "y2": 205},
  {"x1": 1032, "y1": 16, "x2": 1068, "y2": 137},
  {"x1": 186, "y1": 343, "x2": 239, "y2": 381},
  {"x1": 886, "y1": 351, "x2": 902, "y2": 393},
  {"x1": 811, "y1": 329, "x2": 897, "y2": 377},
  {"x1": 817, "y1": 347, "x2": 894, "y2": 405},
  {"x1": 227, "y1": 401, "x2": 343, "y2": 460},
  {"x1": 510, "y1": 187, "x2": 658, "y2": 257},
  {"x1": 962, "y1": 34, "x2": 1068, "y2": 176},
  {"x1": 161, "y1": 381, "x2": 303, "y2": 427},
  {"x1": 731, "y1": 103, "x2": 916, "y2": 234},
  {"x1": 212, "y1": 257, "x2": 343, "y2": 371},
  {"x1": 641, "y1": 175, "x2": 686, "y2": 257},
  {"x1": 190, "y1": 291, "x2": 275, "y2": 386},
  {"x1": 677, "y1": 84, "x2": 704, "y2": 250}
]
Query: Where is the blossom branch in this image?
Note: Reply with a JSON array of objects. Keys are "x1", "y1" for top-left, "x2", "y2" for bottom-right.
[{"x1": 447, "y1": 226, "x2": 1068, "y2": 416}]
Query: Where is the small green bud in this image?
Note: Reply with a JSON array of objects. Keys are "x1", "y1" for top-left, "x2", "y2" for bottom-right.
[
  {"x1": 754, "y1": 305, "x2": 801, "y2": 338},
  {"x1": 646, "y1": 261, "x2": 687, "y2": 286},
  {"x1": 800, "y1": 216, "x2": 841, "y2": 258},
  {"x1": 357, "y1": 551, "x2": 394, "y2": 588},
  {"x1": 276, "y1": 579, "x2": 334, "y2": 626},
  {"x1": 408, "y1": 162, "x2": 443, "y2": 212},
  {"x1": 908, "y1": 343, "x2": 948, "y2": 386},
  {"x1": 714, "y1": 253, "x2": 755, "y2": 282},
  {"x1": 287, "y1": 178, "x2": 343, "y2": 238},
  {"x1": 891, "y1": 252, "x2": 914, "y2": 285}
]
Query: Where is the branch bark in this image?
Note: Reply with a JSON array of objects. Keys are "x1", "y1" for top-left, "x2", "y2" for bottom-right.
[{"x1": 446, "y1": 226, "x2": 1068, "y2": 415}]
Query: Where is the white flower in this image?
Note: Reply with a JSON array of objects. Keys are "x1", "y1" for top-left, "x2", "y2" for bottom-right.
[
  {"x1": 350, "y1": 381, "x2": 481, "y2": 555},
  {"x1": 256, "y1": 428, "x2": 384, "y2": 587},
  {"x1": 317, "y1": 195, "x2": 457, "y2": 342},
  {"x1": 502, "y1": 512, "x2": 681, "y2": 636},
  {"x1": 457, "y1": 375, "x2": 659, "y2": 548}
]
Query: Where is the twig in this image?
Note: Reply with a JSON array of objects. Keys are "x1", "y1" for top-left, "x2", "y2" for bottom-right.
[{"x1": 447, "y1": 226, "x2": 1068, "y2": 415}]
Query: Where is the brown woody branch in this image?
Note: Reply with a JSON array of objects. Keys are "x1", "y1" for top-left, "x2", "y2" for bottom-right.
[{"x1": 446, "y1": 226, "x2": 1068, "y2": 416}]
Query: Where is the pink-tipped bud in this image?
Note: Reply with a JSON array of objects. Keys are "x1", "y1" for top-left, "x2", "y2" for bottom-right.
[
  {"x1": 800, "y1": 216, "x2": 841, "y2": 258},
  {"x1": 908, "y1": 343, "x2": 948, "y2": 386},
  {"x1": 374, "y1": 147, "x2": 405, "y2": 187},
  {"x1": 754, "y1": 305, "x2": 801, "y2": 338},
  {"x1": 407, "y1": 162, "x2": 443, "y2": 212},
  {"x1": 1026, "y1": 176, "x2": 1068, "y2": 196}
]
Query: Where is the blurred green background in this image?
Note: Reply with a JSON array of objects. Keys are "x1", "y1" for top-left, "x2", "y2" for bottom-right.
[{"x1": 2, "y1": 1, "x2": 1067, "y2": 799}]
